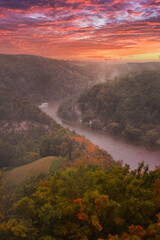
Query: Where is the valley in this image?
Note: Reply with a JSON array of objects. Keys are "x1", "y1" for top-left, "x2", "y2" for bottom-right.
[
  {"x1": 58, "y1": 71, "x2": 160, "y2": 147},
  {"x1": 1, "y1": 0, "x2": 160, "y2": 237},
  {"x1": 0, "y1": 54, "x2": 160, "y2": 240},
  {"x1": 43, "y1": 101, "x2": 160, "y2": 170}
]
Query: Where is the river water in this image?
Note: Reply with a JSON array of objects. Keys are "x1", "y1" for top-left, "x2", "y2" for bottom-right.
[{"x1": 43, "y1": 101, "x2": 160, "y2": 170}]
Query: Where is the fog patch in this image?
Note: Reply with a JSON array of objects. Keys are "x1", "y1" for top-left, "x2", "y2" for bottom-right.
[{"x1": 91, "y1": 62, "x2": 160, "y2": 84}]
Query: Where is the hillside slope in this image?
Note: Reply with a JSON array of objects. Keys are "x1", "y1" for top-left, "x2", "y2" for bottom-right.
[
  {"x1": 1, "y1": 54, "x2": 160, "y2": 104},
  {"x1": 0, "y1": 85, "x2": 60, "y2": 168},
  {"x1": 0, "y1": 85, "x2": 115, "y2": 169},
  {"x1": 0, "y1": 54, "x2": 96, "y2": 103},
  {"x1": 58, "y1": 71, "x2": 160, "y2": 145},
  {"x1": 6, "y1": 156, "x2": 57, "y2": 185}
]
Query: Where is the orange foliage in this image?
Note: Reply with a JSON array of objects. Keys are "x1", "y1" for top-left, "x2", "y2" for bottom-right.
[
  {"x1": 74, "y1": 136, "x2": 86, "y2": 145},
  {"x1": 40, "y1": 180, "x2": 48, "y2": 187},
  {"x1": 91, "y1": 215, "x2": 102, "y2": 231},
  {"x1": 69, "y1": 133, "x2": 112, "y2": 168},
  {"x1": 77, "y1": 212, "x2": 89, "y2": 222},
  {"x1": 73, "y1": 198, "x2": 89, "y2": 222},
  {"x1": 128, "y1": 225, "x2": 146, "y2": 238},
  {"x1": 73, "y1": 158, "x2": 85, "y2": 166},
  {"x1": 73, "y1": 198, "x2": 86, "y2": 212},
  {"x1": 73, "y1": 198, "x2": 82, "y2": 205}
]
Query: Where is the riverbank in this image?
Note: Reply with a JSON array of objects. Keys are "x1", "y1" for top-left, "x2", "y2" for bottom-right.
[
  {"x1": 42, "y1": 101, "x2": 160, "y2": 170},
  {"x1": 58, "y1": 99, "x2": 160, "y2": 148}
]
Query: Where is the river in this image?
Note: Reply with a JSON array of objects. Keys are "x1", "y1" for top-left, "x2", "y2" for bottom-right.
[{"x1": 42, "y1": 101, "x2": 160, "y2": 170}]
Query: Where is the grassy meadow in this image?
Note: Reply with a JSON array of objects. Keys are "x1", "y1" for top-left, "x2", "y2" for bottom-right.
[{"x1": 5, "y1": 156, "x2": 58, "y2": 185}]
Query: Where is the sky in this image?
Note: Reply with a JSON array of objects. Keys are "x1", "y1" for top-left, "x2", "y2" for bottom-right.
[{"x1": 0, "y1": 0, "x2": 160, "y2": 61}]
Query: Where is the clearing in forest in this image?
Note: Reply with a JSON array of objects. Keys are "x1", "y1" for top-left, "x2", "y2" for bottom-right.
[{"x1": 5, "y1": 156, "x2": 58, "y2": 185}]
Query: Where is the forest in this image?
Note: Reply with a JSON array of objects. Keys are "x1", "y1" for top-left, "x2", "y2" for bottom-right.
[
  {"x1": 58, "y1": 71, "x2": 160, "y2": 146},
  {"x1": 0, "y1": 84, "x2": 115, "y2": 169},
  {"x1": 0, "y1": 54, "x2": 97, "y2": 103},
  {"x1": 0, "y1": 54, "x2": 160, "y2": 239},
  {"x1": 0, "y1": 163, "x2": 160, "y2": 239},
  {"x1": 0, "y1": 85, "x2": 58, "y2": 168},
  {"x1": 1, "y1": 55, "x2": 160, "y2": 104}
]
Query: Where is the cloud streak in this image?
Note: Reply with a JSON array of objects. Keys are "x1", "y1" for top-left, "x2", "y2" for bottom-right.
[{"x1": 0, "y1": 0, "x2": 159, "y2": 61}]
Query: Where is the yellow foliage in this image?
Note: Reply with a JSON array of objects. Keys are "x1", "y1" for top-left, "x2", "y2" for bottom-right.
[
  {"x1": 11, "y1": 224, "x2": 27, "y2": 238},
  {"x1": 0, "y1": 219, "x2": 27, "y2": 238}
]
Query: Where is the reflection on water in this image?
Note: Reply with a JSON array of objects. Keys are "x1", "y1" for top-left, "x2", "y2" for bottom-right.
[{"x1": 42, "y1": 101, "x2": 160, "y2": 170}]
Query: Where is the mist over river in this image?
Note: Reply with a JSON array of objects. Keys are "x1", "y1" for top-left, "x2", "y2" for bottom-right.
[{"x1": 42, "y1": 101, "x2": 160, "y2": 171}]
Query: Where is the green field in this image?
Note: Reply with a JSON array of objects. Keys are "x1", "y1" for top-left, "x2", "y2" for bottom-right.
[{"x1": 5, "y1": 156, "x2": 58, "y2": 185}]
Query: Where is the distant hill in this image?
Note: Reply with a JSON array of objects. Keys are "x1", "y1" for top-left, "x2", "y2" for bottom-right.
[
  {"x1": 0, "y1": 54, "x2": 96, "y2": 103},
  {"x1": 76, "y1": 61, "x2": 160, "y2": 84},
  {"x1": 1, "y1": 54, "x2": 160, "y2": 104},
  {"x1": 58, "y1": 71, "x2": 160, "y2": 145}
]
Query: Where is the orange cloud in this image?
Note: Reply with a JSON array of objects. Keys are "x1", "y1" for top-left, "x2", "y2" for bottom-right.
[{"x1": 0, "y1": 0, "x2": 159, "y2": 61}]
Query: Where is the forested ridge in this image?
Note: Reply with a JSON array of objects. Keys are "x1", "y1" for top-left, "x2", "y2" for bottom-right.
[
  {"x1": 0, "y1": 86, "x2": 52, "y2": 122},
  {"x1": 1, "y1": 54, "x2": 160, "y2": 104},
  {"x1": 58, "y1": 71, "x2": 160, "y2": 146},
  {"x1": 0, "y1": 54, "x2": 97, "y2": 103}
]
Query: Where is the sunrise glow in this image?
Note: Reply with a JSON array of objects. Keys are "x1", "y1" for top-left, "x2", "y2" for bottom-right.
[{"x1": 0, "y1": 0, "x2": 160, "y2": 61}]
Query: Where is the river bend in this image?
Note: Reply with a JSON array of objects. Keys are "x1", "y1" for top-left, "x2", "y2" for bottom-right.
[{"x1": 42, "y1": 101, "x2": 160, "y2": 170}]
